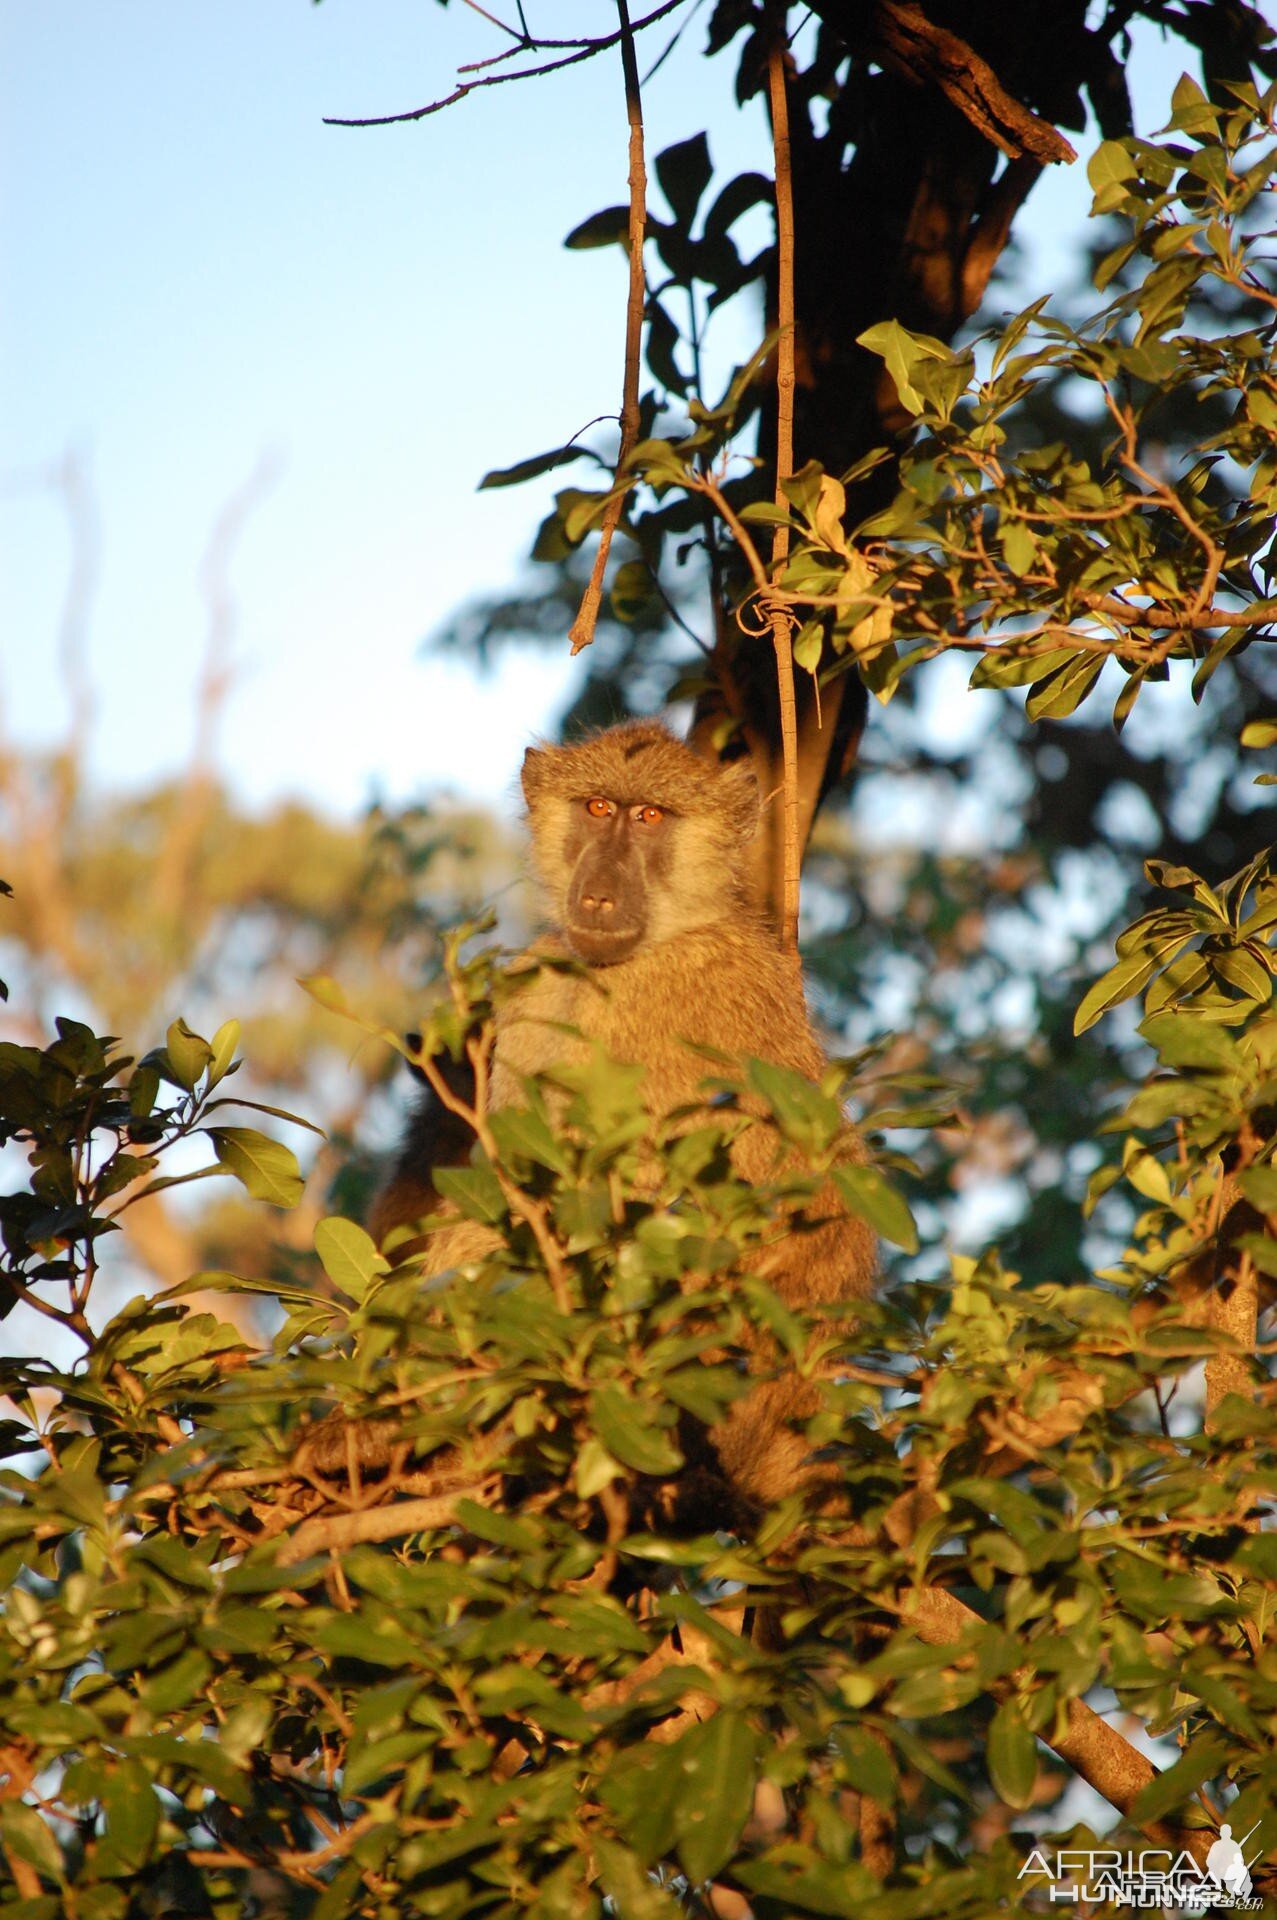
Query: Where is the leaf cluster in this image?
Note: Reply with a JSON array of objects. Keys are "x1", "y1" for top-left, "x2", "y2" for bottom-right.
[{"x1": 0, "y1": 870, "x2": 1274, "y2": 1912}]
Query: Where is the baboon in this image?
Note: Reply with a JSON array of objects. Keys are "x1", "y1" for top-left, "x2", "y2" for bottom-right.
[{"x1": 371, "y1": 719, "x2": 877, "y2": 1506}]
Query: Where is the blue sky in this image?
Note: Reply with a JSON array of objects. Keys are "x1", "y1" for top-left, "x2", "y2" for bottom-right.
[{"x1": 1, "y1": 2, "x2": 1190, "y2": 813}]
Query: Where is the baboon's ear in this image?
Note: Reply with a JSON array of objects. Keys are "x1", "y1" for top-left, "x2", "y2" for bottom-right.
[
  {"x1": 720, "y1": 761, "x2": 760, "y2": 841},
  {"x1": 521, "y1": 745, "x2": 548, "y2": 805}
]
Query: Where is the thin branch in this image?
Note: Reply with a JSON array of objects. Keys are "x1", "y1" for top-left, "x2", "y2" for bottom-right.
[
  {"x1": 569, "y1": 0, "x2": 648, "y2": 655},
  {"x1": 456, "y1": 0, "x2": 525, "y2": 42},
  {"x1": 53, "y1": 445, "x2": 100, "y2": 770},
  {"x1": 416, "y1": 1040, "x2": 575, "y2": 1313},
  {"x1": 323, "y1": 0, "x2": 686, "y2": 127},
  {"x1": 766, "y1": 18, "x2": 802, "y2": 954},
  {"x1": 641, "y1": 0, "x2": 708, "y2": 84},
  {"x1": 152, "y1": 450, "x2": 282, "y2": 926}
]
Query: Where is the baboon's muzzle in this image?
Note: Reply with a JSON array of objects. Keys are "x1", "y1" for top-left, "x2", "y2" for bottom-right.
[{"x1": 566, "y1": 845, "x2": 646, "y2": 965}]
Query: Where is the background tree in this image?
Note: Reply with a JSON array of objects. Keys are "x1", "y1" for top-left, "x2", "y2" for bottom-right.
[{"x1": 0, "y1": 458, "x2": 519, "y2": 1313}]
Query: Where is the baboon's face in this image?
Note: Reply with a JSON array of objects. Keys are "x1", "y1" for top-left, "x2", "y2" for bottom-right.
[
  {"x1": 560, "y1": 794, "x2": 673, "y2": 965},
  {"x1": 521, "y1": 725, "x2": 759, "y2": 959}
]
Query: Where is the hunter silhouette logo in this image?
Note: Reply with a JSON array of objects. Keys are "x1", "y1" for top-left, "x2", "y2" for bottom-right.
[
  {"x1": 1018, "y1": 1825, "x2": 1265, "y2": 1909},
  {"x1": 1205, "y1": 1824, "x2": 1259, "y2": 1900}
]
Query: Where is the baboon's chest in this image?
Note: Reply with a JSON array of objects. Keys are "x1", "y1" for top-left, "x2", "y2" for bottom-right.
[{"x1": 490, "y1": 950, "x2": 708, "y2": 1109}]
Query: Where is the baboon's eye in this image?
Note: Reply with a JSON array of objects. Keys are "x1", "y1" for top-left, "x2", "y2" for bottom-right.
[
  {"x1": 585, "y1": 797, "x2": 615, "y2": 819},
  {"x1": 631, "y1": 804, "x2": 664, "y2": 826}
]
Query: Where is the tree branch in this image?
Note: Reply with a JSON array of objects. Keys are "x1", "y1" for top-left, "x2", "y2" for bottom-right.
[
  {"x1": 813, "y1": 1, "x2": 1076, "y2": 165},
  {"x1": 569, "y1": 0, "x2": 647, "y2": 656},
  {"x1": 766, "y1": 19, "x2": 802, "y2": 956},
  {"x1": 276, "y1": 1482, "x2": 495, "y2": 1566}
]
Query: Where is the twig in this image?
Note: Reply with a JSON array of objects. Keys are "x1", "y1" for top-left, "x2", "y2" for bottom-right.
[
  {"x1": 456, "y1": 0, "x2": 525, "y2": 42},
  {"x1": 152, "y1": 451, "x2": 281, "y2": 927},
  {"x1": 323, "y1": 0, "x2": 685, "y2": 128},
  {"x1": 568, "y1": 0, "x2": 647, "y2": 655},
  {"x1": 417, "y1": 1043, "x2": 575, "y2": 1313},
  {"x1": 766, "y1": 18, "x2": 801, "y2": 954}
]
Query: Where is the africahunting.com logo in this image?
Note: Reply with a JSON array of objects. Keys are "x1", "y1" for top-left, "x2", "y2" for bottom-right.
[{"x1": 1018, "y1": 1824, "x2": 1263, "y2": 1909}]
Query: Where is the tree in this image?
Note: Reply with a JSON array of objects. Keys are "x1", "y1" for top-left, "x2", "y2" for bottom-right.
[
  {"x1": 411, "y1": 0, "x2": 1275, "y2": 921},
  {"x1": 426, "y1": 0, "x2": 1277, "y2": 1282},
  {"x1": 0, "y1": 14, "x2": 1275, "y2": 1920},
  {"x1": 0, "y1": 458, "x2": 519, "y2": 1315}
]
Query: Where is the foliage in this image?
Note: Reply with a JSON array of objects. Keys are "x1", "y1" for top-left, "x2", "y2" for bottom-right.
[
  {"x1": 442, "y1": 53, "x2": 1277, "y2": 1282},
  {"x1": 588, "y1": 79, "x2": 1277, "y2": 722},
  {"x1": 1, "y1": 818, "x2": 1275, "y2": 1912},
  {"x1": 2, "y1": 36, "x2": 1277, "y2": 1920},
  {"x1": 0, "y1": 769, "x2": 520, "y2": 1308}
]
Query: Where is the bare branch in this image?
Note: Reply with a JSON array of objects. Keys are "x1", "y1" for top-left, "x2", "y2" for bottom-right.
[
  {"x1": 766, "y1": 19, "x2": 802, "y2": 955},
  {"x1": 569, "y1": 0, "x2": 648, "y2": 656},
  {"x1": 151, "y1": 450, "x2": 282, "y2": 925},
  {"x1": 810, "y1": 1, "x2": 1077, "y2": 166},
  {"x1": 323, "y1": 0, "x2": 686, "y2": 128}
]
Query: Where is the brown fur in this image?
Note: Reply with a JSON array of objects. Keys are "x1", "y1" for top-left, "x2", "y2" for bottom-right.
[{"x1": 371, "y1": 721, "x2": 877, "y2": 1507}]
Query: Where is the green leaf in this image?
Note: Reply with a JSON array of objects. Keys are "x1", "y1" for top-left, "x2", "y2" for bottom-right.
[
  {"x1": 207, "y1": 1127, "x2": 303, "y2": 1207},
  {"x1": 564, "y1": 205, "x2": 630, "y2": 249},
  {"x1": 1088, "y1": 138, "x2": 1138, "y2": 212},
  {"x1": 480, "y1": 444, "x2": 591, "y2": 490},
  {"x1": 1131, "y1": 1734, "x2": 1230, "y2": 1825},
  {"x1": 1025, "y1": 653, "x2": 1104, "y2": 722},
  {"x1": 574, "y1": 1436, "x2": 623, "y2": 1498},
  {"x1": 856, "y1": 320, "x2": 954, "y2": 416},
  {"x1": 140, "y1": 1646, "x2": 213, "y2": 1715},
  {"x1": 748, "y1": 1058, "x2": 843, "y2": 1153},
  {"x1": 0, "y1": 1800, "x2": 63, "y2": 1881},
  {"x1": 610, "y1": 557, "x2": 656, "y2": 624},
  {"x1": 595, "y1": 1838, "x2": 687, "y2": 1920},
  {"x1": 207, "y1": 1018, "x2": 240, "y2": 1088},
  {"x1": 970, "y1": 646, "x2": 1074, "y2": 691},
  {"x1": 832, "y1": 1165, "x2": 918, "y2": 1252},
  {"x1": 1167, "y1": 71, "x2": 1220, "y2": 133},
  {"x1": 1238, "y1": 1165, "x2": 1277, "y2": 1212},
  {"x1": 793, "y1": 620, "x2": 823, "y2": 673},
  {"x1": 702, "y1": 170, "x2": 771, "y2": 245},
  {"x1": 655, "y1": 132, "x2": 712, "y2": 228},
  {"x1": 1138, "y1": 1013, "x2": 1242, "y2": 1071},
  {"x1": 98, "y1": 1760, "x2": 159, "y2": 1871},
  {"x1": 128, "y1": 1064, "x2": 160, "y2": 1119},
  {"x1": 174, "y1": 1268, "x2": 334, "y2": 1308},
  {"x1": 315, "y1": 1216, "x2": 387, "y2": 1301},
  {"x1": 1001, "y1": 518, "x2": 1038, "y2": 577},
  {"x1": 1074, "y1": 952, "x2": 1157, "y2": 1035},
  {"x1": 987, "y1": 1701, "x2": 1038, "y2": 1810},
  {"x1": 488, "y1": 1105, "x2": 572, "y2": 1174},
  {"x1": 675, "y1": 1714, "x2": 758, "y2": 1885},
  {"x1": 645, "y1": 296, "x2": 687, "y2": 395},
  {"x1": 433, "y1": 1164, "x2": 506, "y2": 1225},
  {"x1": 165, "y1": 1017, "x2": 212, "y2": 1090},
  {"x1": 602, "y1": 1744, "x2": 685, "y2": 1866},
  {"x1": 590, "y1": 1385, "x2": 682, "y2": 1476},
  {"x1": 834, "y1": 1725, "x2": 897, "y2": 1803}
]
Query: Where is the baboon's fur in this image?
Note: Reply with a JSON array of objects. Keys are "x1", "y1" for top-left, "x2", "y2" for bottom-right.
[{"x1": 371, "y1": 720, "x2": 877, "y2": 1506}]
